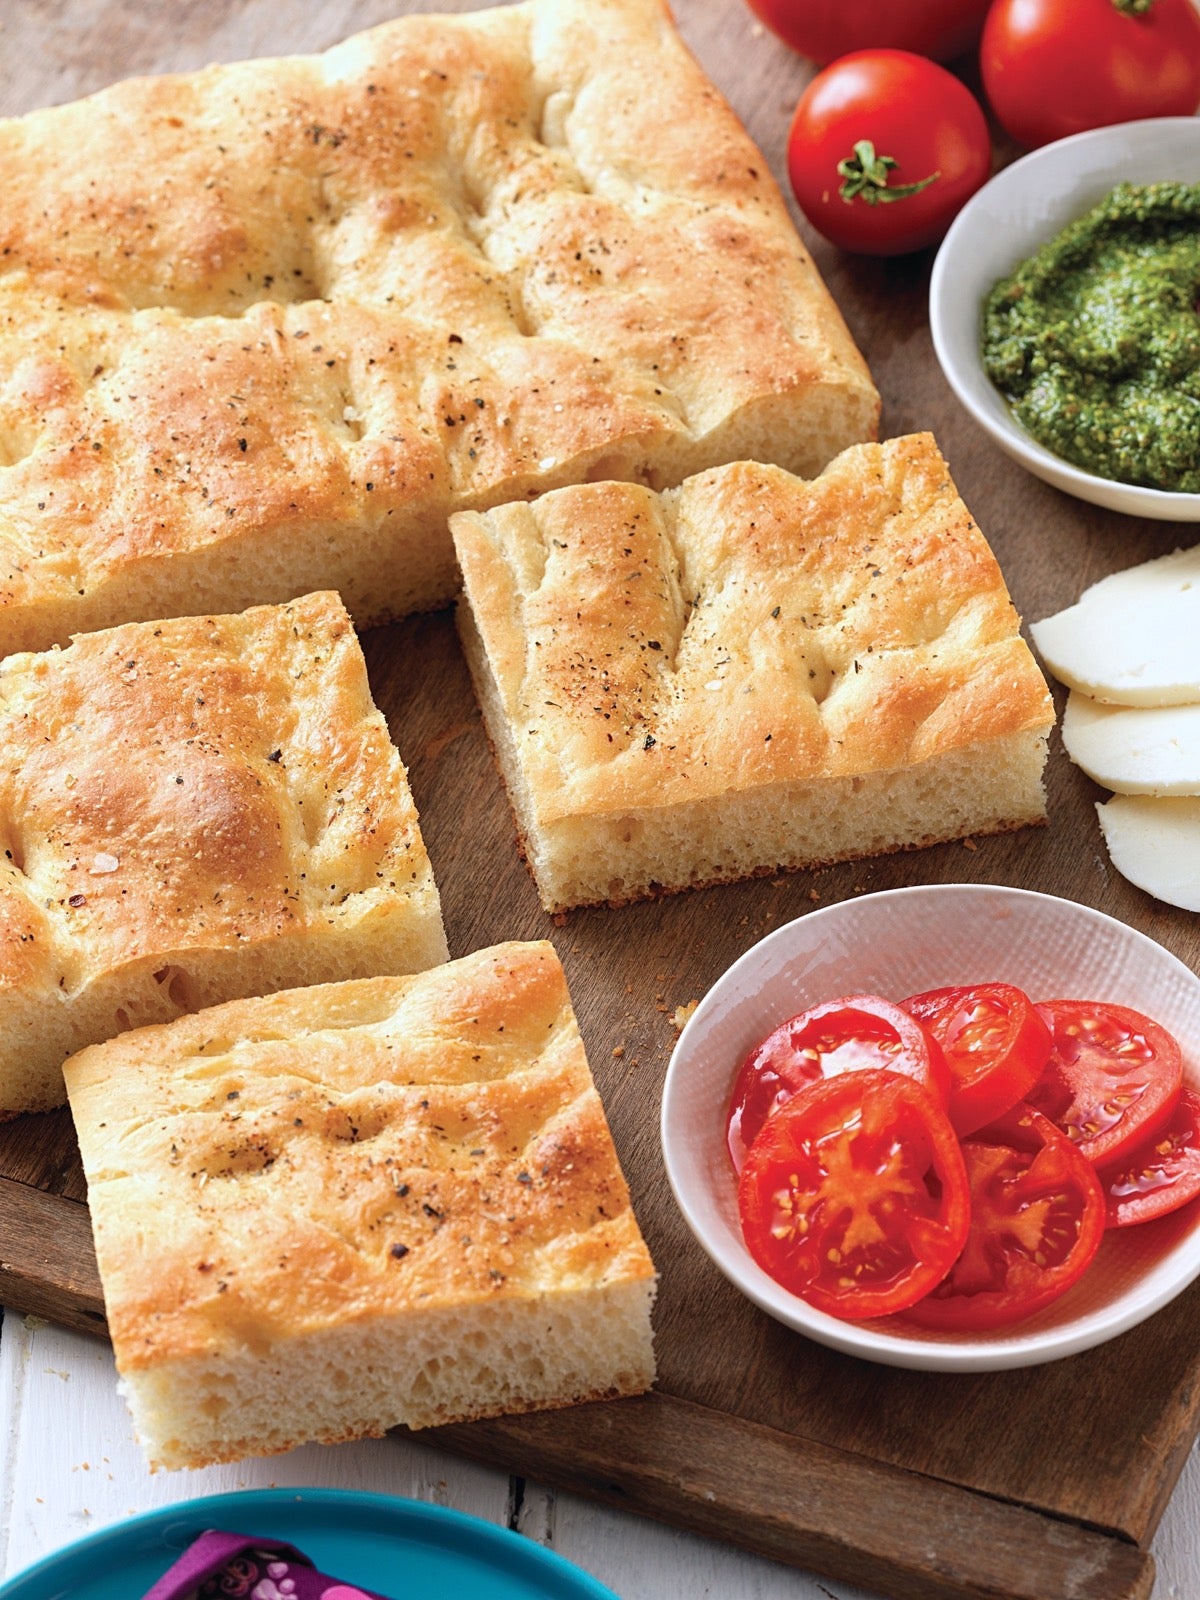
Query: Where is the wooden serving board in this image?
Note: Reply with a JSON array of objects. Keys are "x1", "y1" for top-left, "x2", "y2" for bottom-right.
[{"x1": 0, "y1": 5, "x2": 1195, "y2": 1598}]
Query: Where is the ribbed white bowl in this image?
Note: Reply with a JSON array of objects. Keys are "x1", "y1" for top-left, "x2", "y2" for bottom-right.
[
  {"x1": 661, "y1": 884, "x2": 1200, "y2": 1370},
  {"x1": 930, "y1": 118, "x2": 1200, "y2": 521}
]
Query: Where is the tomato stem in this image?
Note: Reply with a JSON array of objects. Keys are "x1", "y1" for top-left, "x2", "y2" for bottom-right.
[
  {"x1": 837, "y1": 140, "x2": 940, "y2": 206},
  {"x1": 1111, "y1": 0, "x2": 1155, "y2": 13}
]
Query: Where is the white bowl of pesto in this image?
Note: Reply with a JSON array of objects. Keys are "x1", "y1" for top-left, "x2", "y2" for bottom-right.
[{"x1": 929, "y1": 118, "x2": 1200, "y2": 521}]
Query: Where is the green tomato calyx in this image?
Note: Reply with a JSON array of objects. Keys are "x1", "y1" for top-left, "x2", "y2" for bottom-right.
[{"x1": 837, "y1": 140, "x2": 940, "y2": 206}]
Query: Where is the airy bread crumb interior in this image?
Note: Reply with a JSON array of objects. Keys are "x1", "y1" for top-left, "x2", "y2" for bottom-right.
[
  {"x1": 64, "y1": 941, "x2": 657, "y2": 1470},
  {"x1": 0, "y1": 590, "x2": 446, "y2": 1118},
  {"x1": 452, "y1": 434, "x2": 1054, "y2": 911}
]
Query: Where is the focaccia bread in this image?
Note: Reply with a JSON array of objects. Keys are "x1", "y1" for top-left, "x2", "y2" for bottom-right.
[
  {"x1": 0, "y1": 590, "x2": 446, "y2": 1118},
  {"x1": 452, "y1": 433, "x2": 1054, "y2": 911},
  {"x1": 0, "y1": 0, "x2": 878, "y2": 656},
  {"x1": 64, "y1": 940, "x2": 657, "y2": 1470}
]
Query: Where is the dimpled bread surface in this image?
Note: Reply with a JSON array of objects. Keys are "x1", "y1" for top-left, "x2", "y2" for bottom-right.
[
  {"x1": 0, "y1": 590, "x2": 446, "y2": 1119},
  {"x1": 452, "y1": 433, "x2": 1054, "y2": 910},
  {"x1": 0, "y1": 0, "x2": 878, "y2": 655},
  {"x1": 64, "y1": 940, "x2": 657, "y2": 1470}
]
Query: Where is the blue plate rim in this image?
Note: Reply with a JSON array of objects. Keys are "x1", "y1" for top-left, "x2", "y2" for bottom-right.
[{"x1": 0, "y1": 1486, "x2": 619, "y2": 1600}]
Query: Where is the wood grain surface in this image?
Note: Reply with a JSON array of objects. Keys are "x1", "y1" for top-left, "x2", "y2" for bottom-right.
[{"x1": 0, "y1": 4, "x2": 1196, "y2": 1599}]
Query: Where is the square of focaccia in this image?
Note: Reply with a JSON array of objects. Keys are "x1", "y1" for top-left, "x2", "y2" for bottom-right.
[
  {"x1": 452, "y1": 433, "x2": 1054, "y2": 912},
  {"x1": 0, "y1": 0, "x2": 878, "y2": 657},
  {"x1": 0, "y1": 590, "x2": 446, "y2": 1118},
  {"x1": 64, "y1": 940, "x2": 657, "y2": 1470}
]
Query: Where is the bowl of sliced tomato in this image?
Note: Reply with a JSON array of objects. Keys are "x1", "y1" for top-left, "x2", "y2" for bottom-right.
[{"x1": 661, "y1": 883, "x2": 1200, "y2": 1370}]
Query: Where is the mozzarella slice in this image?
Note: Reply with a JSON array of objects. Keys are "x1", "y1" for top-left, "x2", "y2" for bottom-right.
[
  {"x1": 1030, "y1": 544, "x2": 1200, "y2": 706},
  {"x1": 1061, "y1": 692, "x2": 1200, "y2": 794},
  {"x1": 1097, "y1": 795, "x2": 1200, "y2": 912}
]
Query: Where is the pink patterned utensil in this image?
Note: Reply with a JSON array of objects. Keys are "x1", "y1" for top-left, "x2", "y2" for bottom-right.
[{"x1": 139, "y1": 1530, "x2": 392, "y2": 1600}]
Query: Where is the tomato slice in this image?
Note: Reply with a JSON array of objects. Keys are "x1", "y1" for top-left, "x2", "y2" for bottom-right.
[
  {"x1": 1026, "y1": 1000, "x2": 1183, "y2": 1169},
  {"x1": 725, "y1": 994, "x2": 950, "y2": 1172},
  {"x1": 902, "y1": 1103, "x2": 1106, "y2": 1331},
  {"x1": 736, "y1": 1068, "x2": 970, "y2": 1320},
  {"x1": 902, "y1": 983, "x2": 1051, "y2": 1137},
  {"x1": 1099, "y1": 1084, "x2": 1200, "y2": 1228}
]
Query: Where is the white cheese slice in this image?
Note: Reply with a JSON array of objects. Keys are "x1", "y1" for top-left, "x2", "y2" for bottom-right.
[
  {"x1": 1096, "y1": 795, "x2": 1200, "y2": 912},
  {"x1": 1030, "y1": 545, "x2": 1200, "y2": 706},
  {"x1": 1061, "y1": 692, "x2": 1200, "y2": 794}
]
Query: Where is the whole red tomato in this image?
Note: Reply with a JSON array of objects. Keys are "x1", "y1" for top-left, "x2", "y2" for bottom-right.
[
  {"x1": 746, "y1": 0, "x2": 991, "y2": 63},
  {"x1": 786, "y1": 52, "x2": 991, "y2": 255},
  {"x1": 981, "y1": 0, "x2": 1200, "y2": 148}
]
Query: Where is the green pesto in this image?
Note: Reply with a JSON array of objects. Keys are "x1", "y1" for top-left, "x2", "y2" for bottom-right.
[{"x1": 982, "y1": 182, "x2": 1200, "y2": 494}]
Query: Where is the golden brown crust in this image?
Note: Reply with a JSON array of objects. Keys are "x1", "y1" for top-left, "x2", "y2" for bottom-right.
[
  {"x1": 452, "y1": 435, "x2": 1054, "y2": 908},
  {"x1": 0, "y1": 590, "x2": 446, "y2": 1117},
  {"x1": 64, "y1": 941, "x2": 657, "y2": 1461},
  {"x1": 0, "y1": 0, "x2": 878, "y2": 655},
  {"x1": 455, "y1": 435, "x2": 1052, "y2": 815}
]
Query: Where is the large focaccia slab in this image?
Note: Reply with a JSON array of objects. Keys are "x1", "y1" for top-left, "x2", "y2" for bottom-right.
[
  {"x1": 453, "y1": 433, "x2": 1054, "y2": 911},
  {"x1": 65, "y1": 940, "x2": 657, "y2": 1470},
  {"x1": 0, "y1": 0, "x2": 878, "y2": 655},
  {"x1": 0, "y1": 590, "x2": 447, "y2": 1118}
]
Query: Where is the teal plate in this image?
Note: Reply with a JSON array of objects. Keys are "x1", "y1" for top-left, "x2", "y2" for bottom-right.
[{"x1": 0, "y1": 1487, "x2": 619, "y2": 1600}]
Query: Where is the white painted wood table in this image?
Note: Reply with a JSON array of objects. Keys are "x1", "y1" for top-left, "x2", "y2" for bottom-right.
[{"x1": 1, "y1": 1307, "x2": 1198, "y2": 1598}]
